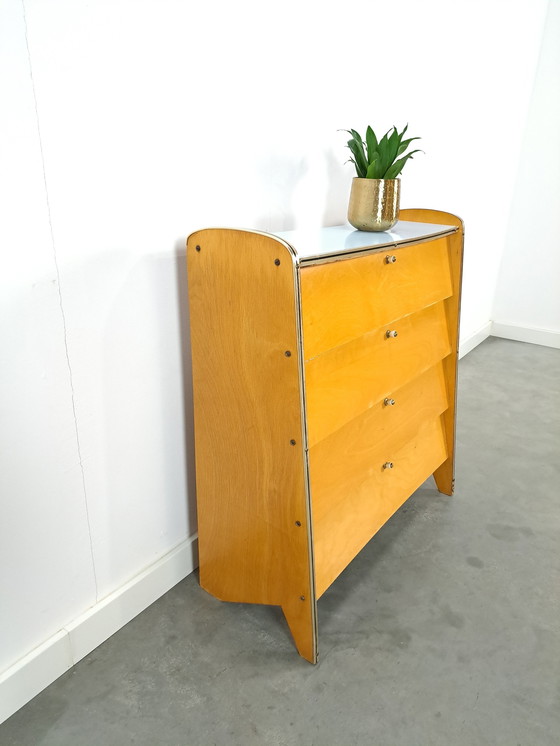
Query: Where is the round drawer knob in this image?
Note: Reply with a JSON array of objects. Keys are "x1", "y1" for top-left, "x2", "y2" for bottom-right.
[
  {"x1": 383, "y1": 462, "x2": 394, "y2": 470},
  {"x1": 384, "y1": 397, "x2": 396, "y2": 407},
  {"x1": 385, "y1": 255, "x2": 397, "y2": 264},
  {"x1": 386, "y1": 329, "x2": 398, "y2": 338}
]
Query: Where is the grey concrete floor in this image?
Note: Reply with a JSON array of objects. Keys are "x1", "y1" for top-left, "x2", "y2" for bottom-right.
[{"x1": 2, "y1": 337, "x2": 559, "y2": 746}]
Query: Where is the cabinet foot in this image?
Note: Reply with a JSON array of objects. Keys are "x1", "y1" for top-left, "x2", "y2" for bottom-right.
[
  {"x1": 281, "y1": 598, "x2": 318, "y2": 664},
  {"x1": 434, "y1": 459, "x2": 454, "y2": 496}
]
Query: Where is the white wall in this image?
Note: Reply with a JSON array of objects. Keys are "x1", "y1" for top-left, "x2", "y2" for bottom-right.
[
  {"x1": 492, "y1": 0, "x2": 560, "y2": 347},
  {"x1": 0, "y1": 0, "x2": 97, "y2": 674},
  {"x1": 0, "y1": 0, "x2": 549, "y2": 720}
]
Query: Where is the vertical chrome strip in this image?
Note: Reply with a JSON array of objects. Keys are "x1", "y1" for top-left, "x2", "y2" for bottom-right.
[
  {"x1": 283, "y1": 241, "x2": 319, "y2": 663},
  {"x1": 449, "y1": 221, "x2": 465, "y2": 492}
]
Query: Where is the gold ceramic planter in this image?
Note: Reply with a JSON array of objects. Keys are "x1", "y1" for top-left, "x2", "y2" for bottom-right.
[{"x1": 347, "y1": 177, "x2": 401, "y2": 232}]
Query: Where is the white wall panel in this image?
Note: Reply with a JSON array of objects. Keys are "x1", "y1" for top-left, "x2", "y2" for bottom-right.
[
  {"x1": 493, "y1": 0, "x2": 560, "y2": 340},
  {"x1": 0, "y1": 0, "x2": 96, "y2": 673}
]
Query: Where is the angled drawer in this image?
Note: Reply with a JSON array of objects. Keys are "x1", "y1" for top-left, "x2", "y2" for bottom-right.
[
  {"x1": 309, "y1": 361, "x2": 448, "y2": 523},
  {"x1": 312, "y1": 415, "x2": 448, "y2": 598},
  {"x1": 300, "y1": 237, "x2": 452, "y2": 360},
  {"x1": 305, "y1": 300, "x2": 451, "y2": 447}
]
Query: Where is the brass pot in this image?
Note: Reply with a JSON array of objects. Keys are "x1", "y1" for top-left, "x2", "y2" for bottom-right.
[{"x1": 347, "y1": 177, "x2": 401, "y2": 232}]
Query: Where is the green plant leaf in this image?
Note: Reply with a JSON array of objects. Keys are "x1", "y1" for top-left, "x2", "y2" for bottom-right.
[
  {"x1": 385, "y1": 126, "x2": 401, "y2": 168},
  {"x1": 340, "y1": 128, "x2": 361, "y2": 141},
  {"x1": 347, "y1": 157, "x2": 365, "y2": 178},
  {"x1": 376, "y1": 128, "x2": 389, "y2": 154},
  {"x1": 365, "y1": 126, "x2": 378, "y2": 164},
  {"x1": 375, "y1": 129, "x2": 389, "y2": 176},
  {"x1": 375, "y1": 129, "x2": 390, "y2": 174},
  {"x1": 341, "y1": 129, "x2": 365, "y2": 147},
  {"x1": 366, "y1": 152, "x2": 380, "y2": 178},
  {"x1": 383, "y1": 149, "x2": 422, "y2": 179},
  {"x1": 397, "y1": 136, "x2": 421, "y2": 156},
  {"x1": 346, "y1": 135, "x2": 368, "y2": 177},
  {"x1": 348, "y1": 157, "x2": 365, "y2": 177},
  {"x1": 344, "y1": 129, "x2": 366, "y2": 152}
]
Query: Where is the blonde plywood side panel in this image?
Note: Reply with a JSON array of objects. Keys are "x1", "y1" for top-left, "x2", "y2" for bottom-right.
[
  {"x1": 313, "y1": 416, "x2": 448, "y2": 598},
  {"x1": 187, "y1": 229, "x2": 317, "y2": 662},
  {"x1": 398, "y1": 209, "x2": 463, "y2": 231},
  {"x1": 400, "y1": 210, "x2": 464, "y2": 495},
  {"x1": 300, "y1": 237, "x2": 453, "y2": 360},
  {"x1": 309, "y1": 362, "x2": 448, "y2": 524},
  {"x1": 305, "y1": 301, "x2": 451, "y2": 446}
]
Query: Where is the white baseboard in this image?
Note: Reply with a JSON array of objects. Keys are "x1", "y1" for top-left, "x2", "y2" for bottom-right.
[
  {"x1": 459, "y1": 321, "x2": 492, "y2": 359},
  {"x1": 491, "y1": 322, "x2": 560, "y2": 349},
  {"x1": 0, "y1": 533, "x2": 198, "y2": 725},
  {"x1": 0, "y1": 631, "x2": 73, "y2": 727}
]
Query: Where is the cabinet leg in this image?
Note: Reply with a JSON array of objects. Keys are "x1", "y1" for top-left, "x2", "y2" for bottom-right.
[
  {"x1": 281, "y1": 597, "x2": 318, "y2": 664},
  {"x1": 434, "y1": 459, "x2": 454, "y2": 496}
]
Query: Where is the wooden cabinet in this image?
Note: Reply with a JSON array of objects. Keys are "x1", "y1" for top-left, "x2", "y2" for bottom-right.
[{"x1": 187, "y1": 208, "x2": 464, "y2": 663}]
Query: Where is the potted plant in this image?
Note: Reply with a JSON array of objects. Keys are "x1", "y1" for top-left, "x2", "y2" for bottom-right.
[{"x1": 344, "y1": 124, "x2": 422, "y2": 231}]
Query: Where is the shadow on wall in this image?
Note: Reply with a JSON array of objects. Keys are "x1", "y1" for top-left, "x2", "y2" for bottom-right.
[
  {"x1": 174, "y1": 243, "x2": 198, "y2": 542},
  {"x1": 324, "y1": 147, "x2": 352, "y2": 226},
  {"x1": 100, "y1": 249, "x2": 196, "y2": 578},
  {"x1": 252, "y1": 153, "x2": 305, "y2": 231},
  {"x1": 252, "y1": 147, "x2": 350, "y2": 232}
]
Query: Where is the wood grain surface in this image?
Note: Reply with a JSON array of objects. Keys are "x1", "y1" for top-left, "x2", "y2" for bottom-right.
[
  {"x1": 312, "y1": 416, "x2": 447, "y2": 597},
  {"x1": 305, "y1": 301, "x2": 451, "y2": 446},
  {"x1": 309, "y1": 362, "x2": 448, "y2": 525},
  {"x1": 400, "y1": 209, "x2": 464, "y2": 495},
  {"x1": 300, "y1": 236, "x2": 452, "y2": 360},
  {"x1": 187, "y1": 228, "x2": 317, "y2": 662}
]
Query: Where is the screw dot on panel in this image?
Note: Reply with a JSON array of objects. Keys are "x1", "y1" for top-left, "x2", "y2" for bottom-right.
[{"x1": 195, "y1": 245, "x2": 201, "y2": 252}]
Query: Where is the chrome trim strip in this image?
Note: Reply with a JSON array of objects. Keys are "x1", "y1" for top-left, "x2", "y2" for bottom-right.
[
  {"x1": 448, "y1": 223, "x2": 465, "y2": 492},
  {"x1": 297, "y1": 227, "x2": 458, "y2": 266},
  {"x1": 285, "y1": 241, "x2": 319, "y2": 663}
]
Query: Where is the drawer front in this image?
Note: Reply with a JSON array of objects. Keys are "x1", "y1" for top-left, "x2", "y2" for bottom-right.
[
  {"x1": 305, "y1": 300, "x2": 451, "y2": 447},
  {"x1": 312, "y1": 415, "x2": 448, "y2": 598},
  {"x1": 308, "y1": 361, "x2": 448, "y2": 521},
  {"x1": 300, "y1": 237, "x2": 452, "y2": 360}
]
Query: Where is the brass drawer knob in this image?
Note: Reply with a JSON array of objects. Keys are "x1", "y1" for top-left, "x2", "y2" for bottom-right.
[
  {"x1": 383, "y1": 462, "x2": 394, "y2": 470},
  {"x1": 385, "y1": 255, "x2": 397, "y2": 264},
  {"x1": 384, "y1": 397, "x2": 396, "y2": 406},
  {"x1": 385, "y1": 329, "x2": 398, "y2": 338}
]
